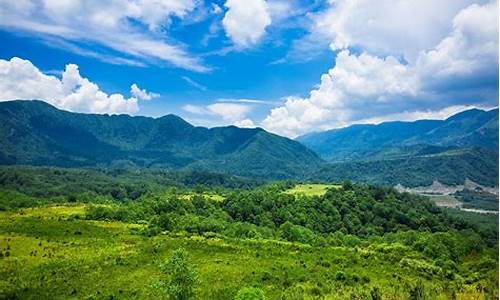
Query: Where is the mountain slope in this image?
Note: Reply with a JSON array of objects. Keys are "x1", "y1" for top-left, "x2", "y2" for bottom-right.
[
  {"x1": 309, "y1": 147, "x2": 499, "y2": 187},
  {"x1": 297, "y1": 108, "x2": 499, "y2": 161},
  {"x1": 0, "y1": 100, "x2": 322, "y2": 179}
]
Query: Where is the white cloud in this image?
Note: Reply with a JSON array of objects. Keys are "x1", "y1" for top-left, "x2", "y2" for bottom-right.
[
  {"x1": 207, "y1": 102, "x2": 253, "y2": 121},
  {"x1": 182, "y1": 102, "x2": 255, "y2": 127},
  {"x1": 262, "y1": 50, "x2": 419, "y2": 137},
  {"x1": 0, "y1": 0, "x2": 209, "y2": 72},
  {"x1": 311, "y1": 0, "x2": 485, "y2": 61},
  {"x1": 0, "y1": 57, "x2": 140, "y2": 114},
  {"x1": 262, "y1": 1, "x2": 498, "y2": 137},
  {"x1": 130, "y1": 83, "x2": 159, "y2": 100},
  {"x1": 234, "y1": 119, "x2": 256, "y2": 128},
  {"x1": 222, "y1": 0, "x2": 271, "y2": 48},
  {"x1": 416, "y1": 1, "x2": 498, "y2": 83},
  {"x1": 182, "y1": 104, "x2": 209, "y2": 115}
]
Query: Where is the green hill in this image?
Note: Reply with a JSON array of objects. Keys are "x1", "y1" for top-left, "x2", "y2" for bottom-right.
[{"x1": 0, "y1": 100, "x2": 322, "y2": 179}]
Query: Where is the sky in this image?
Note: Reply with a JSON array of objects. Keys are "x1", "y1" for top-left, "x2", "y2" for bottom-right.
[{"x1": 0, "y1": 0, "x2": 498, "y2": 138}]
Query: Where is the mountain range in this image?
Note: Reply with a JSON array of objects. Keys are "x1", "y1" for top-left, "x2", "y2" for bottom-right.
[
  {"x1": 0, "y1": 100, "x2": 321, "y2": 179},
  {"x1": 297, "y1": 108, "x2": 498, "y2": 161},
  {"x1": 0, "y1": 100, "x2": 498, "y2": 187}
]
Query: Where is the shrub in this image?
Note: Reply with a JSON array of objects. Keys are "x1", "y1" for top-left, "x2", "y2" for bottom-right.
[
  {"x1": 159, "y1": 248, "x2": 198, "y2": 300},
  {"x1": 235, "y1": 287, "x2": 265, "y2": 300},
  {"x1": 335, "y1": 271, "x2": 346, "y2": 281}
]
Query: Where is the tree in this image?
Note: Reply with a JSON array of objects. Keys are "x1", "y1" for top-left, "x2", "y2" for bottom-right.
[{"x1": 160, "y1": 248, "x2": 198, "y2": 300}]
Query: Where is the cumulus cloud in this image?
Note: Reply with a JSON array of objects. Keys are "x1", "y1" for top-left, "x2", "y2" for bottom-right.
[
  {"x1": 416, "y1": 1, "x2": 498, "y2": 85},
  {"x1": 0, "y1": 57, "x2": 141, "y2": 114},
  {"x1": 130, "y1": 83, "x2": 159, "y2": 100},
  {"x1": 310, "y1": 0, "x2": 484, "y2": 61},
  {"x1": 0, "y1": 0, "x2": 208, "y2": 72},
  {"x1": 262, "y1": 50, "x2": 419, "y2": 137},
  {"x1": 262, "y1": 1, "x2": 498, "y2": 137},
  {"x1": 222, "y1": 0, "x2": 271, "y2": 48}
]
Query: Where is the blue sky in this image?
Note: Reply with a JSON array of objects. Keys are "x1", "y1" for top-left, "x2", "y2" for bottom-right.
[{"x1": 0, "y1": 0, "x2": 498, "y2": 137}]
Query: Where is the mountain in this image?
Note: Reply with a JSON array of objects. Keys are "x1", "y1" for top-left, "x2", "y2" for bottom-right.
[
  {"x1": 0, "y1": 100, "x2": 322, "y2": 179},
  {"x1": 297, "y1": 108, "x2": 499, "y2": 161},
  {"x1": 309, "y1": 147, "x2": 499, "y2": 187}
]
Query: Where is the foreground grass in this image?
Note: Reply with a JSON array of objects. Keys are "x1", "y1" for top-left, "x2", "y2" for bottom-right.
[
  {"x1": 283, "y1": 184, "x2": 341, "y2": 197},
  {"x1": 0, "y1": 204, "x2": 497, "y2": 299}
]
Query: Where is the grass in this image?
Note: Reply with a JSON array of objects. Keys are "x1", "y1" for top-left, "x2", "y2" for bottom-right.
[
  {"x1": 283, "y1": 184, "x2": 341, "y2": 197},
  {"x1": 0, "y1": 204, "x2": 497, "y2": 299},
  {"x1": 427, "y1": 195, "x2": 462, "y2": 208}
]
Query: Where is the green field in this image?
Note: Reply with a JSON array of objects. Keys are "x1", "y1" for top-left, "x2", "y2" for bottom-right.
[
  {"x1": 0, "y1": 204, "x2": 497, "y2": 299},
  {"x1": 283, "y1": 184, "x2": 341, "y2": 197},
  {"x1": 427, "y1": 195, "x2": 462, "y2": 208},
  {"x1": 0, "y1": 169, "x2": 498, "y2": 299}
]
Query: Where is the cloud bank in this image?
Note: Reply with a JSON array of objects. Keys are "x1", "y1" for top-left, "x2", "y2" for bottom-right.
[
  {"x1": 0, "y1": 57, "x2": 156, "y2": 114},
  {"x1": 262, "y1": 0, "x2": 498, "y2": 137}
]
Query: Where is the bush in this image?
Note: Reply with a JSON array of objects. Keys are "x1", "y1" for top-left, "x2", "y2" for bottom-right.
[
  {"x1": 235, "y1": 287, "x2": 265, "y2": 300},
  {"x1": 335, "y1": 271, "x2": 346, "y2": 281},
  {"x1": 277, "y1": 222, "x2": 316, "y2": 244}
]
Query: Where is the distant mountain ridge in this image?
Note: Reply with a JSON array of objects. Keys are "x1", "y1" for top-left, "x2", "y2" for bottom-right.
[
  {"x1": 1, "y1": 100, "x2": 497, "y2": 187},
  {"x1": 297, "y1": 108, "x2": 499, "y2": 161},
  {"x1": 0, "y1": 100, "x2": 322, "y2": 179}
]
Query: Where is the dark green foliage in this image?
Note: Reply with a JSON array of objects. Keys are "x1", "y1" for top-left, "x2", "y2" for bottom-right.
[
  {"x1": 310, "y1": 147, "x2": 499, "y2": 187},
  {"x1": 0, "y1": 100, "x2": 321, "y2": 179},
  {"x1": 454, "y1": 189, "x2": 498, "y2": 210},
  {"x1": 0, "y1": 166, "x2": 262, "y2": 209},
  {"x1": 277, "y1": 222, "x2": 316, "y2": 244}
]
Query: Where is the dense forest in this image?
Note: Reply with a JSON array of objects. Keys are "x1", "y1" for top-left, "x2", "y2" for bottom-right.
[{"x1": 0, "y1": 166, "x2": 497, "y2": 299}]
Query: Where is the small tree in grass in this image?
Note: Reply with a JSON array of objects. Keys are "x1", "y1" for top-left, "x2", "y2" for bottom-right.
[{"x1": 160, "y1": 248, "x2": 198, "y2": 300}]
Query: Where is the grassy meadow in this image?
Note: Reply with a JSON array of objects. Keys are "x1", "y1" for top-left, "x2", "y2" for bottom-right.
[
  {"x1": 283, "y1": 184, "x2": 341, "y2": 197},
  {"x1": 0, "y1": 170, "x2": 498, "y2": 299},
  {"x1": 1, "y1": 204, "x2": 498, "y2": 299}
]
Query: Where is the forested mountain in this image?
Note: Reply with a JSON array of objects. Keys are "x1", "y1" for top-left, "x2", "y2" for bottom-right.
[
  {"x1": 297, "y1": 108, "x2": 499, "y2": 161},
  {"x1": 310, "y1": 147, "x2": 499, "y2": 187},
  {"x1": 0, "y1": 100, "x2": 322, "y2": 179}
]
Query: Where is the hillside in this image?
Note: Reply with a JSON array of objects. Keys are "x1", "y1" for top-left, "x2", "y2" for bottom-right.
[
  {"x1": 310, "y1": 147, "x2": 499, "y2": 187},
  {"x1": 297, "y1": 108, "x2": 499, "y2": 161},
  {"x1": 0, "y1": 100, "x2": 322, "y2": 179}
]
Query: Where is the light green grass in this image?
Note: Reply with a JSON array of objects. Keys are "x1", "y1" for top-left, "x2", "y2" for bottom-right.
[
  {"x1": 0, "y1": 204, "x2": 496, "y2": 299},
  {"x1": 179, "y1": 193, "x2": 225, "y2": 202},
  {"x1": 426, "y1": 195, "x2": 462, "y2": 208},
  {"x1": 283, "y1": 184, "x2": 341, "y2": 197}
]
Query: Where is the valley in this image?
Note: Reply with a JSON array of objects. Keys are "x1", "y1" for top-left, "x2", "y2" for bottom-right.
[
  {"x1": 0, "y1": 101, "x2": 497, "y2": 299},
  {"x1": 0, "y1": 180, "x2": 498, "y2": 299}
]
